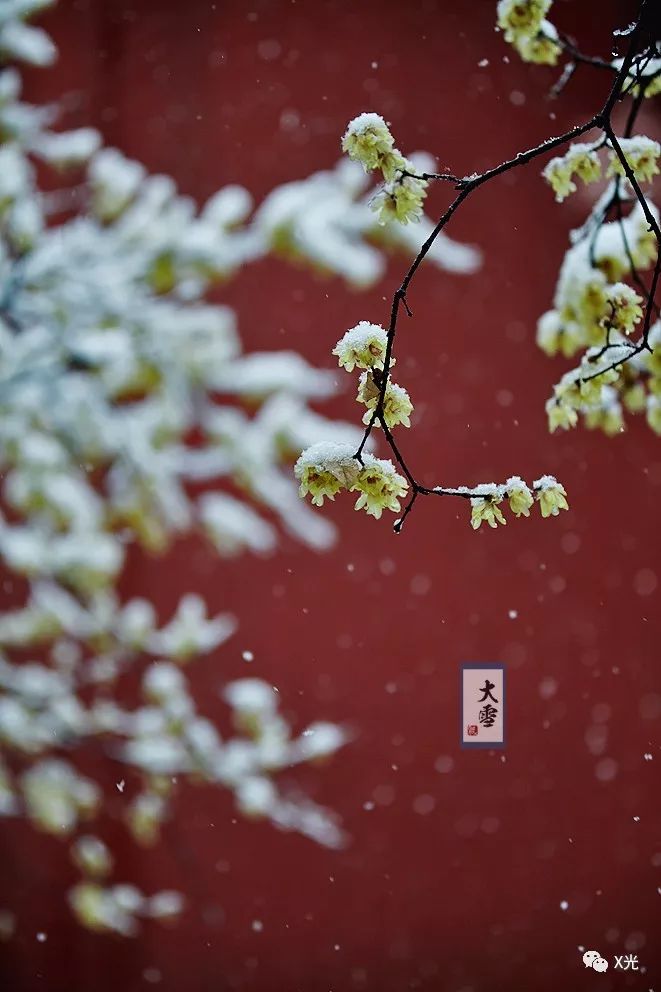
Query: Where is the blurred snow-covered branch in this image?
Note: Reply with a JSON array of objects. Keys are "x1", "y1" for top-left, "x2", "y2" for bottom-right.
[{"x1": 0, "y1": 0, "x2": 480, "y2": 937}]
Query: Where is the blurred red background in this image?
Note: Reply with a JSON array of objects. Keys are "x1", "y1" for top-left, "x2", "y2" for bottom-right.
[{"x1": 2, "y1": 0, "x2": 660, "y2": 990}]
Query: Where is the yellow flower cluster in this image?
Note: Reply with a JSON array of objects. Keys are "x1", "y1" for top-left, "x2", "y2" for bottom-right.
[
  {"x1": 540, "y1": 256, "x2": 655, "y2": 435},
  {"x1": 500, "y1": 8, "x2": 660, "y2": 441},
  {"x1": 22, "y1": 761, "x2": 100, "y2": 837},
  {"x1": 588, "y1": 209, "x2": 658, "y2": 285},
  {"x1": 296, "y1": 110, "x2": 573, "y2": 532},
  {"x1": 332, "y1": 320, "x2": 413, "y2": 430},
  {"x1": 342, "y1": 113, "x2": 404, "y2": 180},
  {"x1": 332, "y1": 321, "x2": 389, "y2": 372},
  {"x1": 295, "y1": 442, "x2": 360, "y2": 507},
  {"x1": 295, "y1": 442, "x2": 408, "y2": 520},
  {"x1": 496, "y1": 0, "x2": 558, "y2": 64},
  {"x1": 357, "y1": 371, "x2": 413, "y2": 429},
  {"x1": 537, "y1": 183, "x2": 660, "y2": 436},
  {"x1": 353, "y1": 456, "x2": 409, "y2": 519},
  {"x1": 607, "y1": 136, "x2": 661, "y2": 184},
  {"x1": 470, "y1": 493, "x2": 507, "y2": 530},
  {"x1": 542, "y1": 143, "x2": 602, "y2": 203},
  {"x1": 582, "y1": 386, "x2": 625, "y2": 436},
  {"x1": 342, "y1": 113, "x2": 428, "y2": 227},
  {"x1": 514, "y1": 23, "x2": 560, "y2": 65},
  {"x1": 468, "y1": 476, "x2": 567, "y2": 530},
  {"x1": 546, "y1": 345, "x2": 632, "y2": 434},
  {"x1": 612, "y1": 58, "x2": 661, "y2": 99},
  {"x1": 533, "y1": 475, "x2": 569, "y2": 518},
  {"x1": 604, "y1": 282, "x2": 644, "y2": 335},
  {"x1": 371, "y1": 175, "x2": 428, "y2": 226},
  {"x1": 297, "y1": 312, "x2": 415, "y2": 520},
  {"x1": 546, "y1": 398, "x2": 578, "y2": 432}
]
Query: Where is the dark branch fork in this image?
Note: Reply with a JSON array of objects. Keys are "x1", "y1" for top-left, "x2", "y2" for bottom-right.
[{"x1": 353, "y1": 0, "x2": 660, "y2": 532}]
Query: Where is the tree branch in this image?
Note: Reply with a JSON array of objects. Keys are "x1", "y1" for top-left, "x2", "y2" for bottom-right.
[{"x1": 352, "y1": 0, "x2": 659, "y2": 532}]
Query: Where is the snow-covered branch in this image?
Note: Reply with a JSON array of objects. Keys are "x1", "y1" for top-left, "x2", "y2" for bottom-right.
[
  {"x1": 297, "y1": 0, "x2": 661, "y2": 533},
  {"x1": 0, "y1": 0, "x2": 483, "y2": 938}
]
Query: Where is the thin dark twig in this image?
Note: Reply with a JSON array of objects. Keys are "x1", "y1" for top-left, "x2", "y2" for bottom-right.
[
  {"x1": 549, "y1": 60, "x2": 577, "y2": 101},
  {"x1": 399, "y1": 169, "x2": 464, "y2": 185},
  {"x1": 612, "y1": 187, "x2": 661, "y2": 317},
  {"x1": 552, "y1": 30, "x2": 616, "y2": 71}
]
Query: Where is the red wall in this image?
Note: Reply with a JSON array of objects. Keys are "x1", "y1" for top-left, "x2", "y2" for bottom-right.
[{"x1": 3, "y1": 1, "x2": 661, "y2": 990}]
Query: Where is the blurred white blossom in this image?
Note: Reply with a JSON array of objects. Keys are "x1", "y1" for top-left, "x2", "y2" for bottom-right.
[{"x1": 0, "y1": 0, "x2": 482, "y2": 937}]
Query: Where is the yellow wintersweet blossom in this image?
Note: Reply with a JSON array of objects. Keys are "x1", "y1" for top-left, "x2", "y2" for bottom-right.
[
  {"x1": 533, "y1": 476, "x2": 569, "y2": 517},
  {"x1": 496, "y1": 0, "x2": 551, "y2": 43},
  {"x1": 578, "y1": 369, "x2": 618, "y2": 405},
  {"x1": 69, "y1": 883, "x2": 112, "y2": 933},
  {"x1": 536, "y1": 310, "x2": 585, "y2": 358},
  {"x1": 295, "y1": 467, "x2": 343, "y2": 506},
  {"x1": 514, "y1": 22, "x2": 560, "y2": 65},
  {"x1": 554, "y1": 371, "x2": 582, "y2": 408},
  {"x1": 294, "y1": 443, "x2": 408, "y2": 521},
  {"x1": 126, "y1": 792, "x2": 165, "y2": 846},
  {"x1": 341, "y1": 113, "x2": 396, "y2": 174},
  {"x1": 470, "y1": 490, "x2": 507, "y2": 530},
  {"x1": 342, "y1": 113, "x2": 432, "y2": 225},
  {"x1": 371, "y1": 175, "x2": 428, "y2": 226},
  {"x1": 542, "y1": 143, "x2": 602, "y2": 202},
  {"x1": 357, "y1": 371, "x2": 413, "y2": 429},
  {"x1": 506, "y1": 476, "x2": 534, "y2": 517},
  {"x1": 570, "y1": 145, "x2": 602, "y2": 184},
  {"x1": 607, "y1": 136, "x2": 661, "y2": 184},
  {"x1": 584, "y1": 398, "x2": 624, "y2": 436},
  {"x1": 546, "y1": 398, "x2": 578, "y2": 432},
  {"x1": 22, "y1": 761, "x2": 100, "y2": 837},
  {"x1": 71, "y1": 836, "x2": 113, "y2": 879},
  {"x1": 631, "y1": 221, "x2": 658, "y2": 268},
  {"x1": 612, "y1": 58, "x2": 661, "y2": 99},
  {"x1": 351, "y1": 455, "x2": 408, "y2": 519},
  {"x1": 537, "y1": 310, "x2": 592, "y2": 358},
  {"x1": 645, "y1": 346, "x2": 661, "y2": 377},
  {"x1": 604, "y1": 282, "x2": 643, "y2": 334},
  {"x1": 341, "y1": 113, "x2": 410, "y2": 184},
  {"x1": 332, "y1": 321, "x2": 389, "y2": 372},
  {"x1": 622, "y1": 382, "x2": 647, "y2": 413},
  {"x1": 294, "y1": 442, "x2": 360, "y2": 507},
  {"x1": 542, "y1": 157, "x2": 576, "y2": 202}
]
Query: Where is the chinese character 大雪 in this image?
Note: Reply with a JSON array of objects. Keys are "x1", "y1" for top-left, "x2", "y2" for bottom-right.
[
  {"x1": 478, "y1": 679, "x2": 498, "y2": 704},
  {"x1": 478, "y1": 703, "x2": 498, "y2": 728}
]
